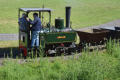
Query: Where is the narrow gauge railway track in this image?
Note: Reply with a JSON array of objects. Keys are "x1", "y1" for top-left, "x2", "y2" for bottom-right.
[{"x1": 0, "y1": 45, "x2": 106, "y2": 66}]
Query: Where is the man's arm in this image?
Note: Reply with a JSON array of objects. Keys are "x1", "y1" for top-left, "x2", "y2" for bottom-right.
[{"x1": 29, "y1": 18, "x2": 38, "y2": 25}]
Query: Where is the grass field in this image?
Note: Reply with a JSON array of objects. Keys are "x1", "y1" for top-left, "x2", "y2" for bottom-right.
[
  {"x1": 0, "y1": 0, "x2": 120, "y2": 33},
  {"x1": 0, "y1": 41, "x2": 120, "y2": 80},
  {"x1": 0, "y1": 0, "x2": 120, "y2": 80},
  {"x1": 0, "y1": 41, "x2": 18, "y2": 48}
]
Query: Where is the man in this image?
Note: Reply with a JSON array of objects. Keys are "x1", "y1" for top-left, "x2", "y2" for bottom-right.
[
  {"x1": 29, "y1": 13, "x2": 42, "y2": 48},
  {"x1": 19, "y1": 13, "x2": 29, "y2": 32}
]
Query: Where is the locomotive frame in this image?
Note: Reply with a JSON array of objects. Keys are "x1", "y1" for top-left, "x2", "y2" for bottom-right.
[{"x1": 19, "y1": 7, "x2": 77, "y2": 57}]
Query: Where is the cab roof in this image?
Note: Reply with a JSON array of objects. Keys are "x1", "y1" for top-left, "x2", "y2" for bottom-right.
[{"x1": 19, "y1": 8, "x2": 52, "y2": 12}]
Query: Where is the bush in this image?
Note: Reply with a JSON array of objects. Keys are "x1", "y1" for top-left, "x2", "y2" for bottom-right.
[
  {"x1": 0, "y1": 40, "x2": 120, "y2": 80},
  {"x1": 106, "y1": 39, "x2": 120, "y2": 58},
  {"x1": 0, "y1": 52, "x2": 119, "y2": 80}
]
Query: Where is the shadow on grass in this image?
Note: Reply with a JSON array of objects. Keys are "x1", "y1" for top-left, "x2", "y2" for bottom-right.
[
  {"x1": 0, "y1": 47, "x2": 19, "y2": 58},
  {"x1": 0, "y1": 47, "x2": 80, "y2": 58},
  {"x1": 0, "y1": 47, "x2": 62, "y2": 58}
]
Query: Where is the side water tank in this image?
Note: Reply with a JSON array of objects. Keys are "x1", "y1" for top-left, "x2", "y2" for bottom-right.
[{"x1": 55, "y1": 18, "x2": 64, "y2": 29}]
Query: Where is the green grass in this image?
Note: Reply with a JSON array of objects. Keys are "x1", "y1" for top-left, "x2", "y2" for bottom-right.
[
  {"x1": 0, "y1": 41, "x2": 18, "y2": 48},
  {"x1": 1, "y1": 0, "x2": 120, "y2": 33},
  {"x1": 0, "y1": 51, "x2": 120, "y2": 80},
  {"x1": 0, "y1": 40, "x2": 120, "y2": 80},
  {"x1": 0, "y1": 0, "x2": 120, "y2": 80}
]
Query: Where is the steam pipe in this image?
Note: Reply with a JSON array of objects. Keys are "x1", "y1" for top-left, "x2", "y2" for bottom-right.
[{"x1": 66, "y1": 6, "x2": 71, "y2": 28}]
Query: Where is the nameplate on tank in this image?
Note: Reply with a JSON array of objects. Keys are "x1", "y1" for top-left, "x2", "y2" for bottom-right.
[{"x1": 57, "y1": 36, "x2": 66, "y2": 39}]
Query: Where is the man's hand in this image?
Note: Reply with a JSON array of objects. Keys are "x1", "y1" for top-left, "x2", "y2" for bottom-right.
[{"x1": 26, "y1": 17, "x2": 29, "y2": 21}]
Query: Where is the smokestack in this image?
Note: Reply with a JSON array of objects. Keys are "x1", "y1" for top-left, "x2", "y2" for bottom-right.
[{"x1": 66, "y1": 6, "x2": 71, "y2": 28}]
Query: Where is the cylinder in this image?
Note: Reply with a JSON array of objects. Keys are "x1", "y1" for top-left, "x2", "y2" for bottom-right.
[
  {"x1": 55, "y1": 18, "x2": 64, "y2": 29},
  {"x1": 66, "y1": 6, "x2": 71, "y2": 28}
]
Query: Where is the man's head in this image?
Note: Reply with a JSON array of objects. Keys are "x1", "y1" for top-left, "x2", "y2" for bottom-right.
[
  {"x1": 33, "y1": 13, "x2": 38, "y2": 18},
  {"x1": 22, "y1": 13, "x2": 27, "y2": 18}
]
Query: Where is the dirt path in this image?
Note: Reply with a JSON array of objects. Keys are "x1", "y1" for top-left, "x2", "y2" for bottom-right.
[
  {"x1": 75, "y1": 19, "x2": 120, "y2": 31},
  {"x1": 0, "y1": 34, "x2": 18, "y2": 41}
]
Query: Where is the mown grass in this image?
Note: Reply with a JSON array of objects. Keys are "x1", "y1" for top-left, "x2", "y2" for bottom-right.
[
  {"x1": 0, "y1": 40, "x2": 120, "y2": 80},
  {"x1": 0, "y1": 40, "x2": 18, "y2": 48},
  {"x1": 0, "y1": 0, "x2": 120, "y2": 33},
  {"x1": 0, "y1": 0, "x2": 120, "y2": 80}
]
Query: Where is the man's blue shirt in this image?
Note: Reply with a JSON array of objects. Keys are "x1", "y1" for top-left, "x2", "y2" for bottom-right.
[
  {"x1": 19, "y1": 17, "x2": 28, "y2": 30},
  {"x1": 30, "y1": 17, "x2": 42, "y2": 31}
]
